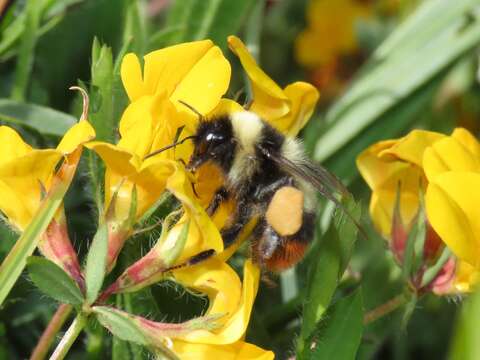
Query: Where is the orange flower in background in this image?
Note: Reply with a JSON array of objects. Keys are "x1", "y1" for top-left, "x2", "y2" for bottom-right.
[{"x1": 295, "y1": 0, "x2": 372, "y2": 98}]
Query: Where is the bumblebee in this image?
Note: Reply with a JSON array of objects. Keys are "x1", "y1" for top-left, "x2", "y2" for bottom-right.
[{"x1": 149, "y1": 110, "x2": 355, "y2": 271}]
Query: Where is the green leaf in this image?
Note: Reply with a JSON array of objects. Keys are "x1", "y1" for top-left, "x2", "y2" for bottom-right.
[
  {"x1": 88, "y1": 38, "x2": 115, "y2": 213},
  {"x1": 335, "y1": 196, "x2": 362, "y2": 274},
  {"x1": 163, "y1": 0, "x2": 255, "y2": 49},
  {"x1": 27, "y1": 256, "x2": 83, "y2": 305},
  {"x1": 0, "y1": 10, "x2": 26, "y2": 56},
  {"x1": 122, "y1": 0, "x2": 146, "y2": 56},
  {"x1": 85, "y1": 222, "x2": 109, "y2": 304},
  {"x1": 90, "y1": 38, "x2": 115, "y2": 142},
  {"x1": 0, "y1": 174, "x2": 72, "y2": 306},
  {"x1": 11, "y1": 0, "x2": 42, "y2": 101},
  {"x1": 314, "y1": 0, "x2": 480, "y2": 167},
  {"x1": 0, "y1": 99, "x2": 76, "y2": 136},
  {"x1": 298, "y1": 198, "x2": 361, "y2": 354},
  {"x1": 449, "y1": 289, "x2": 480, "y2": 360},
  {"x1": 297, "y1": 225, "x2": 340, "y2": 354},
  {"x1": 93, "y1": 306, "x2": 148, "y2": 345},
  {"x1": 112, "y1": 294, "x2": 143, "y2": 360},
  {"x1": 309, "y1": 289, "x2": 364, "y2": 360},
  {"x1": 402, "y1": 200, "x2": 426, "y2": 281}
]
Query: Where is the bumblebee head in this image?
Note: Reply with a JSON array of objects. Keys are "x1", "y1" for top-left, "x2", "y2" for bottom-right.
[{"x1": 187, "y1": 116, "x2": 235, "y2": 172}]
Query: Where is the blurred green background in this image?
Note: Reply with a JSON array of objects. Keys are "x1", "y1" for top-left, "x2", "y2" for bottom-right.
[{"x1": 1, "y1": 0, "x2": 480, "y2": 359}]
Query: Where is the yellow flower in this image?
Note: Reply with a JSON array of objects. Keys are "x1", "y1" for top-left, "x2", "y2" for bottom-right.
[
  {"x1": 357, "y1": 128, "x2": 480, "y2": 293},
  {"x1": 0, "y1": 111, "x2": 95, "y2": 286},
  {"x1": 228, "y1": 35, "x2": 319, "y2": 136},
  {"x1": 0, "y1": 121, "x2": 94, "y2": 231},
  {"x1": 87, "y1": 40, "x2": 231, "y2": 270},
  {"x1": 170, "y1": 259, "x2": 274, "y2": 359},
  {"x1": 357, "y1": 130, "x2": 444, "y2": 239},
  {"x1": 93, "y1": 36, "x2": 319, "y2": 357},
  {"x1": 424, "y1": 128, "x2": 480, "y2": 292},
  {"x1": 295, "y1": 0, "x2": 371, "y2": 69}
]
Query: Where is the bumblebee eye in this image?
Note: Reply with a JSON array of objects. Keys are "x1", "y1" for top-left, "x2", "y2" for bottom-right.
[{"x1": 206, "y1": 133, "x2": 224, "y2": 143}]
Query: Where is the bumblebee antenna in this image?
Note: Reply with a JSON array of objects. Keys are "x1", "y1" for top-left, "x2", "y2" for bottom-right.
[
  {"x1": 178, "y1": 100, "x2": 204, "y2": 121},
  {"x1": 143, "y1": 135, "x2": 197, "y2": 160}
]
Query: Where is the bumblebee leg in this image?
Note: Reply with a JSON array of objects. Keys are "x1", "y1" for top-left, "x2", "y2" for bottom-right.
[
  {"x1": 206, "y1": 187, "x2": 229, "y2": 216},
  {"x1": 162, "y1": 249, "x2": 216, "y2": 272},
  {"x1": 253, "y1": 176, "x2": 293, "y2": 201},
  {"x1": 221, "y1": 198, "x2": 252, "y2": 248}
]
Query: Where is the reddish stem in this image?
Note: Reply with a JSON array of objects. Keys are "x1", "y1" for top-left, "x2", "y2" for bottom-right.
[{"x1": 29, "y1": 304, "x2": 73, "y2": 360}]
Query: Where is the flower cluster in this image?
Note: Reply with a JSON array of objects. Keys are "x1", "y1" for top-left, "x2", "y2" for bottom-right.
[
  {"x1": 357, "y1": 128, "x2": 480, "y2": 294},
  {"x1": 1, "y1": 36, "x2": 318, "y2": 358}
]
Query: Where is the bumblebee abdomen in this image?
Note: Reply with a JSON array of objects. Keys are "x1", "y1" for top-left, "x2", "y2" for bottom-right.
[{"x1": 264, "y1": 239, "x2": 309, "y2": 272}]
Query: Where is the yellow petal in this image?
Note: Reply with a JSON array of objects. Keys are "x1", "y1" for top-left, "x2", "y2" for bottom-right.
[
  {"x1": 275, "y1": 82, "x2": 319, "y2": 136},
  {"x1": 117, "y1": 99, "x2": 156, "y2": 159},
  {"x1": 164, "y1": 167, "x2": 224, "y2": 258},
  {"x1": 356, "y1": 139, "x2": 399, "y2": 190},
  {"x1": 175, "y1": 259, "x2": 241, "y2": 319},
  {"x1": 148, "y1": 98, "x2": 197, "y2": 164},
  {"x1": 369, "y1": 164, "x2": 424, "y2": 238},
  {"x1": 453, "y1": 261, "x2": 479, "y2": 293},
  {"x1": 0, "y1": 126, "x2": 32, "y2": 166},
  {"x1": 143, "y1": 40, "x2": 231, "y2": 114},
  {"x1": 426, "y1": 172, "x2": 480, "y2": 267},
  {"x1": 423, "y1": 135, "x2": 480, "y2": 181},
  {"x1": 132, "y1": 159, "x2": 175, "y2": 219},
  {"x1": 121, "y1": 53, "x2": 144, "y2": 101},
  {"x1": 86, "y1": 142, "x2": 140, "y2": 176},
  {"x1": 379, "y1": 130, "x2": 444, "y2": 167},
  {"x1": 170, "y1": 46, "x2": 231, "y2": 116},
  {"x1": 452, "y1": 127, "x2": 480, "y2": 158},
  {"x1": 86, "y1": 142, "x2": 141, "y2": 219},
  {"x1": 228, "y1": 35, "x2": 289, "y2": 119},
  {"x1": 174, "y1": 260, "x2": 260, "y2": 345},
  {"x1": 208, "y1": 99, "x2": 245, "y2": 118},
  {"x1": 0, "y1": 150, "x2": 62, "y2": 230},
  {"x1": 56, "y1": 120, "x2": 95, "y2": 154},
  {"x1": 171, "y1": 340, "x2": 274, "y2": 360}
]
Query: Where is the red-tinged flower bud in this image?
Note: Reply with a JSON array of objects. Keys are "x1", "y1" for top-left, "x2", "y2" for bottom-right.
[
  {"x1": 99, "y1": 219, "x2": 190, "y2": 302},
  {"x1": 93, "y1": 306, "x2": 221, "y2": 349},
  {"x1": 427, "y1": 257, "x2": 457, "y2": 295},
  {"x1": 38, "y1": 210, "x2": 84, "y2": 291},
  {"x1": 100, "y1": 247, "x2": 165, "y2": 302}
]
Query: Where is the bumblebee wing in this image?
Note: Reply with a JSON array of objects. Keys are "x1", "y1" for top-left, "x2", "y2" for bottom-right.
[
  {"x1": 266, "y1": 150, "x2": 346, "y2": 205},
  {"x1": 260, "y1": 146, "x2": 366, "y2": 237}
]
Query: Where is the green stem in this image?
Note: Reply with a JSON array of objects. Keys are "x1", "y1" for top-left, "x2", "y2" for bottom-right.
[
  {"x1": 50, "y1": 314, "x2": 87, "y2": 360},
  {"x1": 30, "y1": 304, "x2": 73, "y2": 360},
  {"x1": 363, "y1": 294, "x2": 407, "y2": 325}
]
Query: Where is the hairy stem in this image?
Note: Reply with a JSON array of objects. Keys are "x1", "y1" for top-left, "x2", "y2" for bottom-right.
[
  {"x1": 50, "y1": 314, "x2": 87, "y2": 360},
  {"x1": 363, "y1": 294, "x2": 407, "y2": 325},
  {"x1": 30, "y1": 304, "x2": 73, "y2": 360}
]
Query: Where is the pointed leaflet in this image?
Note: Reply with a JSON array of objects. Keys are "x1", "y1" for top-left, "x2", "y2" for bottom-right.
[
  {"x1": 297, "y1": 197, "x2": 361, "y2": 355},
  {"x1": 309, "y1": 289, "x2": 364, "y2": 360},
  {"x1": 85, "y1": 222, "x2": 109, "y2": 304},
  {"x1": 27, "y1": 256, "x2": 84, "y2": 305}
]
